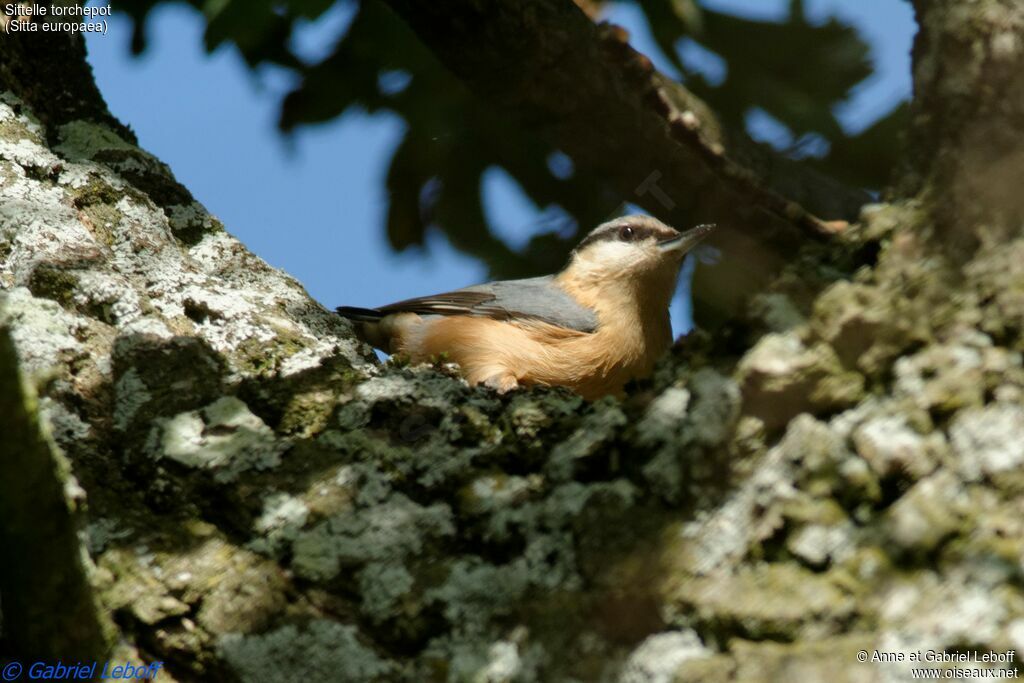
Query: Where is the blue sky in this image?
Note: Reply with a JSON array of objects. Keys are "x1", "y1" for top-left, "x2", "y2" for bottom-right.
[{"x1": 84, "y1": 0, "x2": 915, "y2": 337}]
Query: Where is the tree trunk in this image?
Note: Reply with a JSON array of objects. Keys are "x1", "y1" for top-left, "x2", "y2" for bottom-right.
[
  {"x1": 902, "y1": 0, "x2": 1024, "y2": 248},
  {"x1": 2, "y1": 4, "x2": 1023, "y2": 681}
]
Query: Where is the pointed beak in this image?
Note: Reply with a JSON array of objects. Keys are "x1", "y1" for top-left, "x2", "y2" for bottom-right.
[{"x1": 658, "y1": 223, "x2": 716, "y2": 253}]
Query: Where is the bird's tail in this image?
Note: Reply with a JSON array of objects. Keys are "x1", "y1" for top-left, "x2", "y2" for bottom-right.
[{"x1": 335, "y1": 306, "x2": 385, "y2": 322}]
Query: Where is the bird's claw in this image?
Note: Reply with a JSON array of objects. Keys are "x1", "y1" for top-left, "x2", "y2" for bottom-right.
[{"x1": 482, "y1": 373, "x2": 519, "y2": 394}]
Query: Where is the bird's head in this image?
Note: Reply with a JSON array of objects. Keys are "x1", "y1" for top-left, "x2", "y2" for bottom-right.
[{"x1": 565, "y1": 215, "x2": 714, "y2": 289}]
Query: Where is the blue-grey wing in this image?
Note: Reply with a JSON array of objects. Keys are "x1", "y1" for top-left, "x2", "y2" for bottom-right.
[{"x1": 367, "y1": 275, "x2": 599, "y2": 333}]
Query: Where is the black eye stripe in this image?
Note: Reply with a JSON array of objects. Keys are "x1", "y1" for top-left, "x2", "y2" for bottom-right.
[
  {"x1": 573, "y1": 227, "x2": 619, "y2": 252},
  {"x1": 573, "y1": 221, "x2": 679, "y2": 253},
  {"x1": 619, "y1": 225, "x2": 667, "y2": 242}
]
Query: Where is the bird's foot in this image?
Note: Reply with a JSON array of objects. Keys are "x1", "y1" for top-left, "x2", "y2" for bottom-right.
[{"x1": 481, "y1": 373, "x2": 519, "y2": 394}]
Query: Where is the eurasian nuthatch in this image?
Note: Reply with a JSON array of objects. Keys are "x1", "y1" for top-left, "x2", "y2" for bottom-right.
[{"x1": 337, "y1": 216, "x2": 714, "y2": 399}]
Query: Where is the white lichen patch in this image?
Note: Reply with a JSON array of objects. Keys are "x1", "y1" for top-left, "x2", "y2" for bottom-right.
[
  {"x1": 894, "y1": 343, "x2": 983, "y2": 405},
  {"x1": 73, "y1": 270, "x2": 145, "y2": 325},
  {"x1": 276, "y1": 344, "x2": 331, "y2": 378},
  {"x1": 474, "y1": 638, "x2": 525, "y2": 683},
  {"x1": 619, "y1": 630, "x2": 710, "y2": 683},
  {"x1": 0, "y1": 98, "x2": 57, "y2": 168},
  {"x1": 877, "y1": 573, "x2": 1009, "y2": 670},
  {"x1": 356, "y1": 374, "x2": 419, "y2": 403},
  {"x1": 990, "y1": 31, "x2": 1021, "y2": 61},
  {"x1": 119, "y1": 316, "x2": 174, "y2": 340},
  {"x1": 110, "y1": 196, "x2": 182, "y2": 261},
  {"x1": 462, "y1": 474, "x2": 536, "y2": 515},
  {"x1": 674, "y1": 439, "x2": 797, "y2": 575},
  {"x1": 893, "y1": 332, "x2": 1021, "y2": 413},
  {"x1": 180, "y1": 284, "x2": 257, "y2": 321},
  {"x1": 57, "y1": 163, "x2": 126, "y2": 191},
  {"x1": 248, "y1": 492, "x2": 310, "y2": 557},
  {"x1": 787, "y1": 521, "x2": 854, "y2": 567},
  {"x1": 0, "y1": 136, "x2": 63, "y2": 171},
  {"x1": 426, "y1": 632, "x2": 543, "y2": 683},
  {"x1": 186, "y1": 229, "x2": 254, "y2": 274},
  {"x1": 853, "y1": 414, "x2": 944, "y2": 480},
  {"x1": 636, "y1": 387, "x2": 690, "y2": 443},
  {"x1": 739, "y1": 331, "x2": 807, "y2": 377},
  {"x1": 950, "y1": 403, "x2": 1024, "y2": 480},
  {"x1": 147, "y1": 397, "x2": 287, "y2": 482},
  {"x1": 1008, "y1": 619, "x2": 1024, "y2": 654},
  {"x1": 174, "y1": 284, "x2": 281, "y2": 355},
  {"x1": 827, "y1": 396, "x2": 882, "y2": 440},
  {"x1": 883, "y1": 471, "x2": 964, "y2": 552},
  {"x1": 0, "y1": 179, "x2": 100, "y2": 286},
  {"x1": 0, "y1": 287, "x2": 85, "y2": 375},
  {"x1": 736, "y1": 331, "x2": 863, "y2": 426}
]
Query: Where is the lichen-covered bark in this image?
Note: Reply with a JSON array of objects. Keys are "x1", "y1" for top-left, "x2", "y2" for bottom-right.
[{"x1": 2, "y1": 12, "x2": 1024, "y2": 683}]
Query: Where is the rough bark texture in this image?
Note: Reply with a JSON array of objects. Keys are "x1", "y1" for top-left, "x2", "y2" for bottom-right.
[{"x1": 2, "y1": 4, "x2": 1024, "y2": 683}]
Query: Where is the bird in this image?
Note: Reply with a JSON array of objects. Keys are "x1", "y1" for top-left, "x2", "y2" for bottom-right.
[{"x1": 337, "y1": 215, "x2": 714, "y2": 400}]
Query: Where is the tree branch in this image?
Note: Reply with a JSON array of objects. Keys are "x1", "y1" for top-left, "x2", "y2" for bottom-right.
[
  {"x1": 381, "y1": 0, "x2": 867, "y2": 235},
  {"x1": 381, "y1": 0, "x2": 870, "y2": 321}
]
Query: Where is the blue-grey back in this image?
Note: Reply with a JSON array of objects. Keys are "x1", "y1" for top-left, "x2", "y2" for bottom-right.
[
  {"x1": 357, "y1": 275, "x2": 599, "y2": 333},
  {"x1": 461, "y1": 276, "x2": 599, "y2": 332}
]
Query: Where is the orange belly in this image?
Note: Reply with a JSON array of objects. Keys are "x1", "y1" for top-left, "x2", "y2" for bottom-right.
[{"x1": 390, "y1": 315, "x2": 664, "y2": 400}]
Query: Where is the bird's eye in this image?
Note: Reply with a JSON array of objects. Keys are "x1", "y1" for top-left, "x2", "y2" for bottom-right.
[{"x1": 618, "y1": 226, "x2": 635, "y2": 241}]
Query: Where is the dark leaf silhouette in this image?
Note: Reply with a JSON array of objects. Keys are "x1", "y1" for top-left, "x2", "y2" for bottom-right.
[{"x1": 114, "y1": 0, "x2": 899, "y2": 278}]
